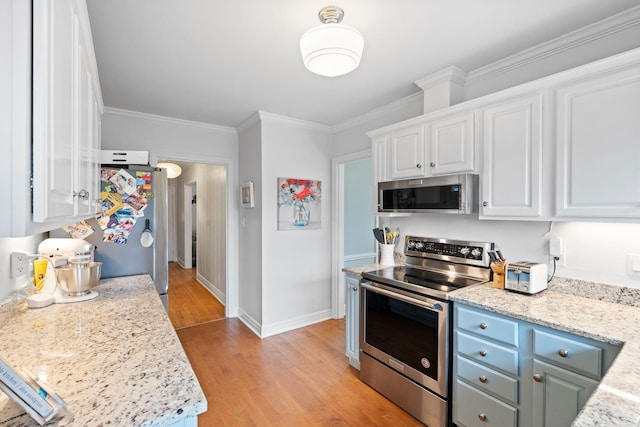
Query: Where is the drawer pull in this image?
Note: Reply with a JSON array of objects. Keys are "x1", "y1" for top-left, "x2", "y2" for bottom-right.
[
  {"x1": 558, "y1": 349, "x2": 569, "y2": 358},
  {"x1": 533, "y1": 374, "x2": 543, "y2": 383},
  {"x1": 479, "y1": 350, "x2": 487, "y2": 357},
  {"x1": 478, "y1": 413, "x2": 487, "y2": 422},
  {"x1": 479, "y1": 322, "x2": 488, "y2": 330},
  {"x1": 479, "y1": 375, "x2": 487, "y2": 383}
]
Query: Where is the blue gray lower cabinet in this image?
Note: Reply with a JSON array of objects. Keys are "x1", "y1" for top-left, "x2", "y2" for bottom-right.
[
  {"x1": 345, "y1": 274, "x2": 360, "y2": 369},
  {"x1": 452, "y1": 303, "x2": 620, "y2": 427}
]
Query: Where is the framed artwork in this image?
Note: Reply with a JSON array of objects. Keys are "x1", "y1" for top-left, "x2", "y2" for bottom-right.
[
  {"x1": 240, "y1": 181, "x2": 254, "y2": 208},
  {"x1": 277, "y1": 177, "x2": 321, "y2": 230}
]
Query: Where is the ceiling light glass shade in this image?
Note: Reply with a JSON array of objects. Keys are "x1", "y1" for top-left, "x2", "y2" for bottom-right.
[
  {"x1": 300, "y1": 24, "x2": 364, "y2": 77},
  {"x1": 157, "y1": 162, "x2": 182, "y2": 179}
]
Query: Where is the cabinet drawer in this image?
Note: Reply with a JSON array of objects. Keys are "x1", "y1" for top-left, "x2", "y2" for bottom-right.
[
  {"x1": 533, "y1": 329, "x2": 602, "y2": 378},
  {"x1": 457, "y1": 355, "x2": 518, "y2": 404},
  {"x1": 456, "y1": 332, "x2": 519, "y2": 375},
  {"x1": 456, "y1": 305, "x2": 518, "y2": 346},
  {"x1": 455, "y1": 380, "x2": 517, "y2": 427}
]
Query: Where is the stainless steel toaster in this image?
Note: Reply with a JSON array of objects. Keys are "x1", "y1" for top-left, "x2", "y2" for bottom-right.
[{"x1": 505, "y1": 261, "x2": 548, "y2": 294}]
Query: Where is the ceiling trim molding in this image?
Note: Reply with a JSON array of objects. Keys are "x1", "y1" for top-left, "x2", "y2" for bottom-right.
[
  {"x1": 331, "y1": 92, "x2": 423, "y2": 134},
  {"x1": 103, "y1": 107, "x2": 238, "y2": 135},
  {"x1": 236, "y1": 111, "x2": 261, "y2": 133},
  {"x1": 257, "y1": 111, "x2": 333, "y2": 134},
  {"x1": 466, "y1": 5, "x2": 640, "y2": 84}
]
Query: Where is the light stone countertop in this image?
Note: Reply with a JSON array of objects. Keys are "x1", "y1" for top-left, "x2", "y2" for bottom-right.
[
  {"x1": 0, "y1": 275, "x2": 207, "y2": 426},
  {"x1": 449, "y1": 281, "x2": 640, "y2": 427}
]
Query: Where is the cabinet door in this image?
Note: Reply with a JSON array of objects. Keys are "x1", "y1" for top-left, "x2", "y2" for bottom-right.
[
  {"x1": 389, "y1": 124, "x2": 426, "y2": 179},
  {"x1": 429, "y1": 111, "x2": 474, "y2": 175},
  {"x1": 345, "y1": 275, "x2": 360, "y2": 368},
  {"x1": 531, "y1": 359, "x2": 598, "y2": 427},
  {"x1": 481, "y1": 94, "x2": 543, "y2": 217},
  {"x1": 556, "y1": 64, "x2": 640, "y2": 218},
  {"x1": 32, "y1": 0, "x2": 77, "y2": 221}
]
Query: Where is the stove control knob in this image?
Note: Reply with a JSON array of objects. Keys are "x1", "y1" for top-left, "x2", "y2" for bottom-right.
[
  {"x1": 471, "y1": 248, "x2": 482, "y2": 258},
  {"x1": 459, "y1": 247, "x2": 470, "y2": 256},
  {"x1": 415, "y1": 242, "x2": 424, "y2": 250}
]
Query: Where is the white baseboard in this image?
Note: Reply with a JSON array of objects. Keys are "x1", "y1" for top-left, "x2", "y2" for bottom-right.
[
  {"x1": 260, "y1": 309, "x2": 333, "y2": 338},
  {"x1": 237, "y1": 309, "x2": 262, "y2": 337},
  {"x1": 196, "y1": 273, "x2": 225, "y2": 306}
]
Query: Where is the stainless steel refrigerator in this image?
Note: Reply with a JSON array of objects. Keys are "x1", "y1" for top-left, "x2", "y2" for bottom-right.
[{"x1": 51, "y1": 166, "x2": 169, "y2": 309}]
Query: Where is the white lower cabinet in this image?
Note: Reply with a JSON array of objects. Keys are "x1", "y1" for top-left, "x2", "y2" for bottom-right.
[
  {"x1": 345, "y1": 274, "x2": 360, "y2": 368},
  {"x1": 453, "y1": 304, "x2": 620, "y2": 427}
]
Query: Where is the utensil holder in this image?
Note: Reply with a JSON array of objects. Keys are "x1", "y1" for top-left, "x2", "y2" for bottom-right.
[{"x1": 379, "y1": 244, "x2": 395, "y2": 266}]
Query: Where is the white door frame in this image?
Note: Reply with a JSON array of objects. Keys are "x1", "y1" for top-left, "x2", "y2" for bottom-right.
[
  {"x1": 152, "y1": 152, "x2": 239, "y2": 318},
  {"x1": 183, "y1": 181, "x2": 196, "y2": 269},
  {"x1": 331, "y1": 149, "x2": 371, "y2": 319},
  {"x1": 167, "y1": 185, "x2": 177, "y2": 262}
]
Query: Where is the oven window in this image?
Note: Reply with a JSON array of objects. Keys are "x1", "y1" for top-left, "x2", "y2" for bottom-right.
[
  {"x1": 364, "y1": 289, "x2": 439, "y2": 380},
  {"x1": 382, "y1": 185, "x2": 460, "y2": 210}
]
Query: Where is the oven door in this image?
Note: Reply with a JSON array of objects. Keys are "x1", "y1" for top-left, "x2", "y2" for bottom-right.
[{"x1": 360, "y1": 280, "x2": 450, "y2": 397}]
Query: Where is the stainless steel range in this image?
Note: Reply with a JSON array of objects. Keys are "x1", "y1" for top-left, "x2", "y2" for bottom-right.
[{"x1": 360, "y1": 236, "x2": 494, "y2": 427}]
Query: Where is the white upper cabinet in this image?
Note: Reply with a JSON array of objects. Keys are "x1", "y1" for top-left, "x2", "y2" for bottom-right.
[
  {"x1": 371, "y1": 135, "x2": 389, "y2": 214},
  {"x1": 555, "y1": 61, "x2": 640, "y2": 218},
  {"x1": 429, "y1": 111, "x2": 475, "y2": 176},
  {"x1": 388, "y1": 124, "x2": 426, "y2": 179},
  {"x1": 481, "y1": 94, "x2": 543, "y2": 218},
  {"x1": 32, "y1": 0, "x2": 102, "y2": 223}
]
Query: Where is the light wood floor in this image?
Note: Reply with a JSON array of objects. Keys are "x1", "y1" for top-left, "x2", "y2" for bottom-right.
[
  {"x1": 176, "y1": 318, "x2": 424, "y2": 426},
  {"x1": 167, "y1": 262, "x2": 226, "y2": 329}
]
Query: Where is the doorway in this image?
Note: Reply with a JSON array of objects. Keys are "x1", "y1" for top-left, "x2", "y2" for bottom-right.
[
  {"x1": 331, "y1": 150, "x2": 376, "y2": 319},
  {"x1": 160, "y1": 159, "x2": 229, "y2": 329}
]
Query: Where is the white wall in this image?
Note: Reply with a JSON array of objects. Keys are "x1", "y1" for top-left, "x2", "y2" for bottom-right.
[
  {"x1": 331, "y1": 16, "x2": 640, "y2": 289},
  {"x1": 0, "y1": 234, "x2": 47, "y2": 301},
  {"x1": 259, "y1": 113, "x2": 333, "y2": 336},
  {"x1": 237, "y1": 116, "x2": 263, "y2": 328}
]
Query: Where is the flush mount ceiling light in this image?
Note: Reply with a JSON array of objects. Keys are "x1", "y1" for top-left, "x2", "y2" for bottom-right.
[
  {"x1": 299, "y1": 6, "x2": 364, "y2": 77},
  {"x1": 157, "y1": 162, "x2": 182, "y2": 179}
]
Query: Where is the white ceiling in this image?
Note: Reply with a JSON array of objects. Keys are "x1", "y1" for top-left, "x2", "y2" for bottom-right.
[{"x1": 86, "y1": 0, "x2": 640, "y2": 128}]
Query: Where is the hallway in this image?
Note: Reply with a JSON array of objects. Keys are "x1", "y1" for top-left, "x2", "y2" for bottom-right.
[{"x1": 168, "y1": 262, "x2": 225, "y2": 329}]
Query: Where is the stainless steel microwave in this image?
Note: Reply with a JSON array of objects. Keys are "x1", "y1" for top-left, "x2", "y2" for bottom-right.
[{"x1": 378, "y1": 174, "x2": 478, "y2": 214}]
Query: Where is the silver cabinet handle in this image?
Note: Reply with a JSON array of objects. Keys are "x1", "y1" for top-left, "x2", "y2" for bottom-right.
[
  {"x1": 479, "y1": 322, "x2": 488, "y2": 330},
  {"x1": 74, "y1": 189, "x2": 90, "y2": 201},
  {"x1": 558, "y1": 349, "x2": 569, "y2": 358},
  {"x1": 479, "y1": 375, "x2": 487, "y2": 383},
  {"x1": 479, "y1": 350, "x2": 487, "y2": 357},
  {"x1": 352, "y1": 287, "x2": 358, "y2": 291},
  {"x1": 416, "y1": 163, "x2": 422, "y2": 169},
  {"x1": 482, "y1": 201, "x2": 488, "y2": 207},
  {"x1": 533, "y1": 374, "x2": 543, "y2": 382},
  {"x1": 478, "y1": 413, "x2": 487, "y2": 422}
]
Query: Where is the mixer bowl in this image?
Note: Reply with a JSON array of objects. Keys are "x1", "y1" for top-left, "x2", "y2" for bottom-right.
[{"x1": 55, "y1": 262, "x2": 102, "y2": 296}]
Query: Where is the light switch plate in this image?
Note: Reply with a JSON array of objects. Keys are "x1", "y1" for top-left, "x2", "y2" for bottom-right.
[{"x1": 627, "y1": 253, "x2": 640, "y2": 277}]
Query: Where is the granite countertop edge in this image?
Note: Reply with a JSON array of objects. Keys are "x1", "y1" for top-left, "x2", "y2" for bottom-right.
[{"x1": 0, "y1": 275, "x2": 207, "y2": 426}]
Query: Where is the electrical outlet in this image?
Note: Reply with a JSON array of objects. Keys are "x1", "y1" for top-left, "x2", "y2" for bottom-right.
[
  {"x1": 549, "y1": 236, "x2": 565, "y2": 266},
  {"x1": 11, "y1": 251, "x2": 29, "y2": 278}
]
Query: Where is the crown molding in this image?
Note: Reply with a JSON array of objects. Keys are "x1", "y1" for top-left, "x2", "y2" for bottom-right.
[
  {"x1": 103, "y1": 107, "x2": 237, "y2": 135},
  {"x1": 331, "y1": 92, "x2": 423, "y2": 134},
  {"x1": 236, "y1": 111, "x2": 261, "y2": 133},
  {"x1": 467, "y1": 5, "x2": 640, "y2": 84},
  {"x1": 257, "y1": 111, "x2": 333, "y2": 134},
  {"x1": 414, "y1": 65, "x2": 467, "y2": 90}
]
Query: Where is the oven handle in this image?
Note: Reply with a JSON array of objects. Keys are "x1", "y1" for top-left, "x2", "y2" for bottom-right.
[{"x1": 360, "y1": 282, "x2": 445, "y2": 312}]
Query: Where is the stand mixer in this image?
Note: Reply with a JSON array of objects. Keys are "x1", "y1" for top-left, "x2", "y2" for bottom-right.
[{"x1": 27, "y1": 238, "x2": 101, "y2": 308}]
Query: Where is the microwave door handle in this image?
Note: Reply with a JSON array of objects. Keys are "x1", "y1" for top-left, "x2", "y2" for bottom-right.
[{"x1": 360, "y1": 282, "x2": 444, "y2": 312}]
